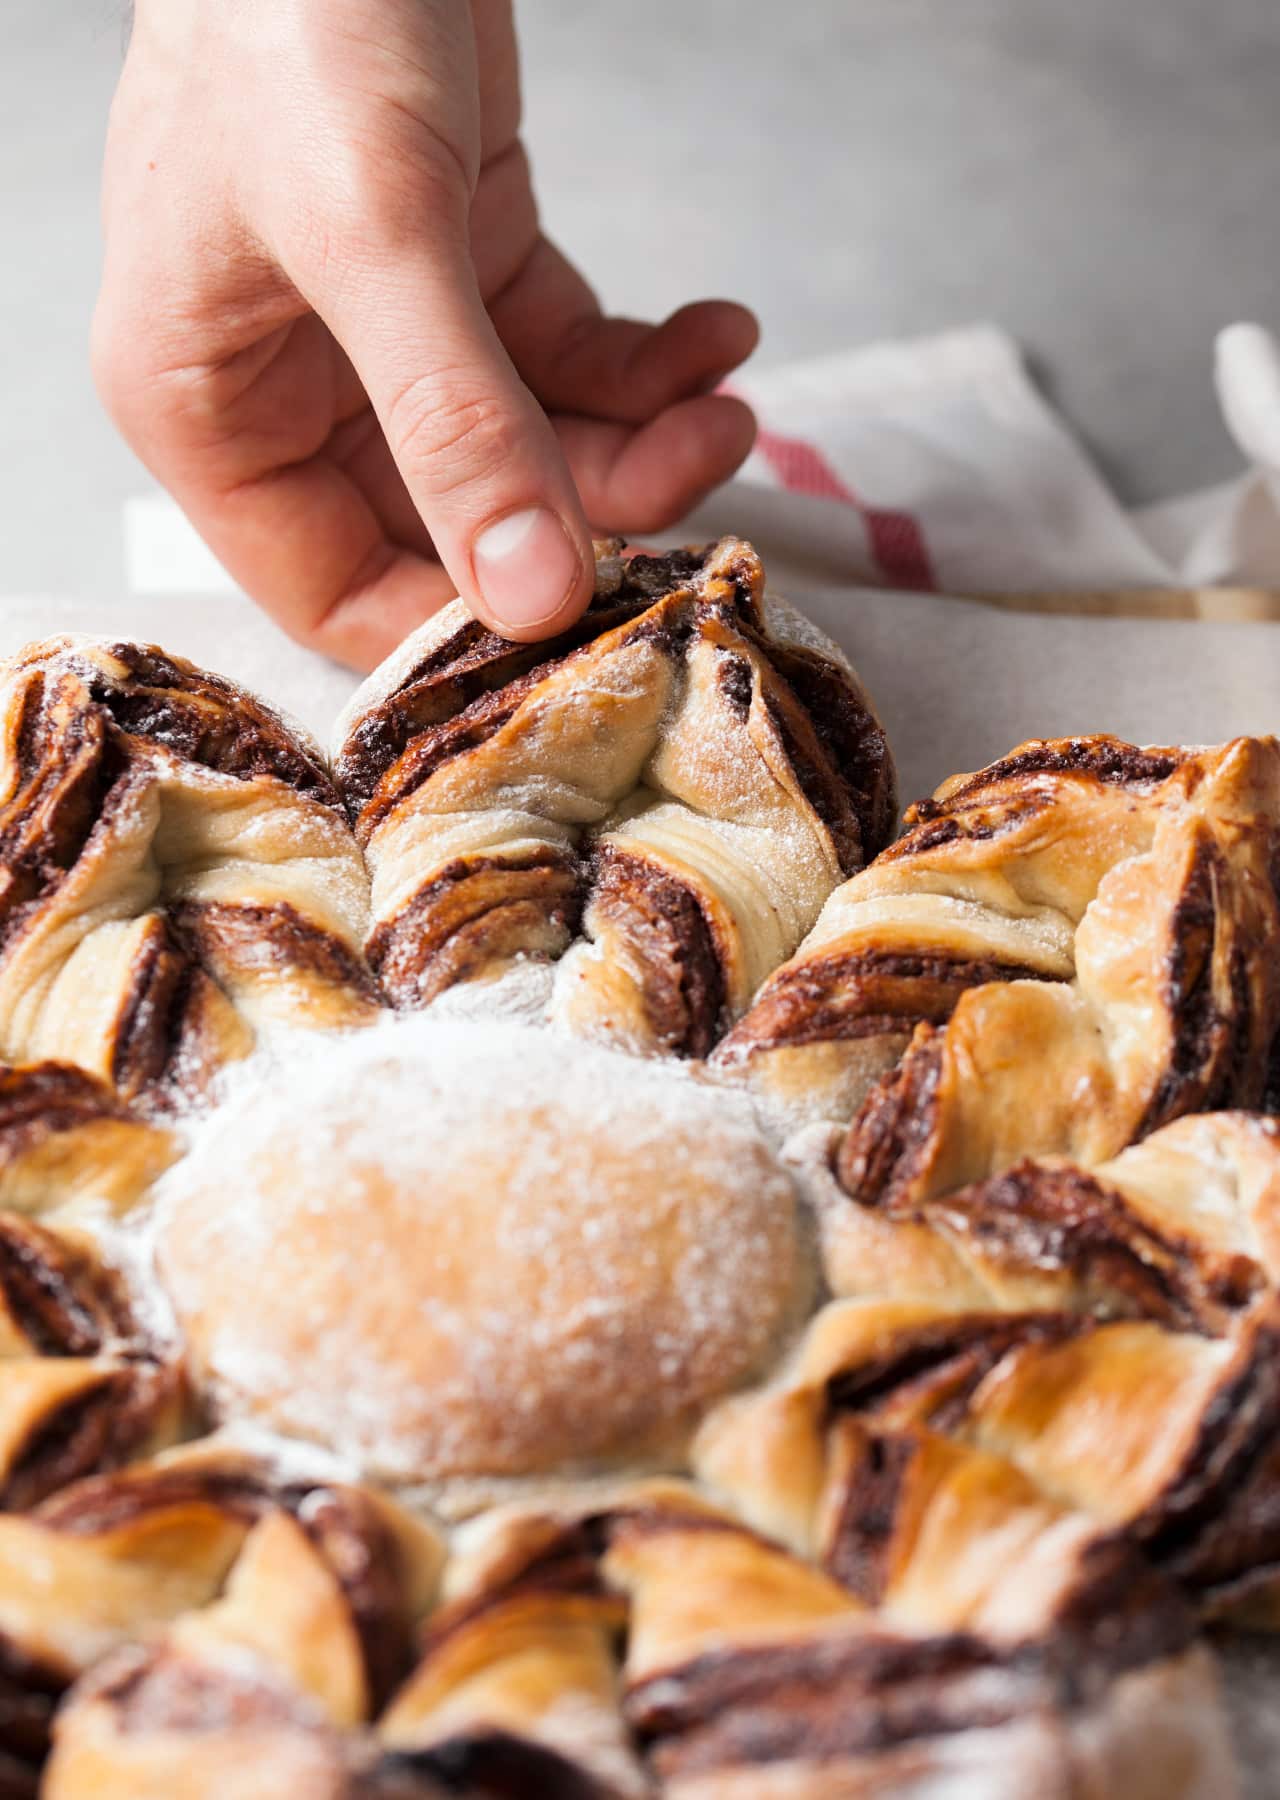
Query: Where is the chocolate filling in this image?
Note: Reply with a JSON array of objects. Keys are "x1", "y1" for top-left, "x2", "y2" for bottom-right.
[
  {"x1": 1, "y1": 1366, "x2": 170, "y2": 1514},
  {"x1": 33, "y1": 1463, "x2": 269, "y2": 1536},
  {"x1": 909, "y1": 738, "x2": 1185, "y2": 822},
  {"x1": 1139, "y1": 833, "x2": 1265, "y2": 1132},
  {"x1": 415, "y1": 1505, "x2": 734, "y2": 1667},
  {"x1": 338, "y1": 542, "x2": 891, "y2": 905},
  {"x1": 380, "y1": 1734, "x2": 618, "y2": 1800},
  {"x1": 587, "y1": 847, "x2": 728, "y2": 1058},
  {"x1": 1133, "y1": 1311, "x2": 1280, "y2": 1599},
  {"x1": 171, "y1": 900, "x2": 378, "y2": 1005},
  {"x1": 0, "y1": 674, "x2": 119, "y2": 951},
  {"x1": 0, "y1": 1062, "x2": 137, "y2": 1152},
  {"x1": 353, "y1": 656, "x2": 579, "y2": 845},
  {"x1": 335, "y1": 618, "x2": 525, "y2": 813},
  {"x1": 336, "y1": 594, "x2": 680, "y2": 819},
  {"x1": 836, "y1": 1027, "x2": 946, "y2": 1206},
  {"x1": 108, "y1": 914, "x2": 195, "y2": 1100},
  {"x1": 336, "y1": 541, "x2": 752, "y2": 827},
  {"x1": 1267, "y1": 1027, "x2": 1280, "y2": 1117},
  {"x1": 717, "y1": 949, "x2": 1053, "y2": 1061},
  {"x1": 752, "y1": 634, "x2": 897, "y2": 861},
  {"x1": 90, "y1": 643, "x2": 337, "y2": 805},
  {"x1": 0, "y1": 1743, "x2": 41, "y2": 1799},
  {"x1": 821, "y1": 1311, "x2": 1083, "y2": 1422},
  {"x1": 0, "y1": 1634, "x2": 68, "y2": 1773},
  {"x1": 294, "y1": 1485, "x2": 422, "y2": 1713},
  {"x1": 37, "y1": 1466, "x2": 420, "y2": 1711},
  {"x1": 630, "y1": 1632, "x2": 1034, "y2": 1777},
  {"x1": 368, "y1": 850, "x2": 583, "y2": 1009},
  {"x1": 879, "y1": 792, "x2": 1052, "y2": 861},
  {"x1": 821, "y1": 1422, "x2": 1195, "y2": 1661},
  {"x1": 716, "y1": 652, "x2": 754, "y2": 719},
  {"x1": 822, "y1": 1429, "x2": 919, "y2": 1605},
  {"x1": 0, "y1": 1216, "x2": 125, "y2": 1357},
  {"x1": 633, "y1": 1540, "x2": 1193, "y2": 1781},
  {"x1": 349, "y1": 585, "x2": 743, "y2": 842},
  {"x1": 759, "y1": 684, "x2": 865, "y2": 876},
  {"x1": 925, "y1": 1160, "x2": 1264, "y2": 1332}
]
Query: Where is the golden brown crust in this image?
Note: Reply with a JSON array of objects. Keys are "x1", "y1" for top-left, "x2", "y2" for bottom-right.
[
  {"x1": 34, "y1": 640, "x2": 339, "y2": 805},
  {"x1": 725, "y1": 732, "x2": 1280, "y2": 1138},
  {"x1": 0, "y1": 639, "x2": 376, "y2": 1105},
  {"x1": 0, "y1": 1211, "x2": 183, "y2": 1511},
  {"x1": 913, "y1": 736, "x2": 1187, "y2": 814},
  {"x1": 879, "y1": 1121, "x2": 1275, "y2": 1332},
  {"x1": 171, "y1": 901, "x2": 381, "y2": 1020},
  {"x1": 0, "y1": 1062, "x2": 177, "y2": 1215},
  {"x1": 696, "y1": 1295, "x2": 1280, "y2": 1623},
  {"x1": 365, "y1": 1489, "x2": 1229, "y2": 1800},
  {"x1": 42, "y1": 1465, "x2": 443, "y2": 1800},
  {"x1": 718, "y1": 948, "x2": 1052, "y2": 1062},
  {"x1": 4, "y1": 1441, "x2": 441, "y2": 1797},
  {"x1": 333, "y1": 540, "x2": 895, "y2": 1054}
]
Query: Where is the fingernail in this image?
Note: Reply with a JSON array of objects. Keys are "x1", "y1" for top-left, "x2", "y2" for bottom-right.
[{"x1": 473, "y1": 507, "x2": 582, "y2": 634}]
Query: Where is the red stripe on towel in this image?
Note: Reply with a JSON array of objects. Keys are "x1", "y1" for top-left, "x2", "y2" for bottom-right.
[{"x1": 753, "y1": 425, "x2": 937, "y2": 591}]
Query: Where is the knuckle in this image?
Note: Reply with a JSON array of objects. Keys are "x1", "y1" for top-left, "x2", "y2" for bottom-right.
[
  {"x1": 314, "y1": 127, "x2": 468, "y2": 262},
  {"x1": 281, "y1": 144, "x2": 465, "y2": 301},
  {"x1": 387, "y1": 375, "x2": 518, "y2": 488}
]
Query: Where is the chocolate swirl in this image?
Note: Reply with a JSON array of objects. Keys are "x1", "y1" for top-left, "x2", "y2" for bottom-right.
[
  {"x1": 0, "y1": 1212, "x2": 182, "y2": 1511},
  {"x1": 8, "y1": 1445, "x2": 441, "y2": 1789},
  {"x1": 333, "y1": 539, "x2": 896, "y2": 1058},
  {"x1": 724, "y1": 732, "x2": 1280, "y2": 1146},
  {"x1": 0, "y1": 639, "x2": 377, "y2": 1104},
  {"x1": 697, "y1": 1289, "x2": 1280, "y2": 1624}
]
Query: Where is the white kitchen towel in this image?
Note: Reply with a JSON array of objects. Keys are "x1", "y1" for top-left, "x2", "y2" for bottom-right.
[
  {"x1": 724, "y1": 322, "x2": 1280, "y2": 596},
  {"x1": 122, "y1": 321, "x2": 1280, "y2": 606}
]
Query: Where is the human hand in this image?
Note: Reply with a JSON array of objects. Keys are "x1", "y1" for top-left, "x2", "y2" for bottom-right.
[{"x1": 95, "y1": 0, "x2": 758, "y2": 667}]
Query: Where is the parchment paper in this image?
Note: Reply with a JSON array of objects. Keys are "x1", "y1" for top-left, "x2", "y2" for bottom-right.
[{"x1": 5, "y1": 571, "x2": 1276, "y2": 794}]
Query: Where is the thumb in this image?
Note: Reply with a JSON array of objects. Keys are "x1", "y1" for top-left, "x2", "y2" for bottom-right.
[{"x1": 311, "y1": 216, "x2": 595, "y2": 641}]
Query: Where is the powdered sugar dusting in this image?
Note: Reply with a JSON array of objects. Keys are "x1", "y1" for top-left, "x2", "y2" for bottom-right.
[
  {"x1": 763, "y1": 590, "x2": 856, "y2": 667},
  {"x1": 155, "y1": 1015, "x2": 809, "y2": 1493}
]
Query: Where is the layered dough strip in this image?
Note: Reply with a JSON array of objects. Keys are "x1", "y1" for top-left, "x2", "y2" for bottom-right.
[
  {"x1": 0, "y1": 1061, "x2": 183, "y2": 1514},
  {"x1": 43, "y1": 1479, "x2": 1236, "y2": 1800},
  {"x1": 718, "y1": 735, "x2": 1280, "y2": 1143},
  {"x1": 0, "y1": 1211, "x2": 182, "y2": 1514},
  {"x1": 382, "y1": 1486, "x2": 1226, "y2": 1799},
  {"x1": 0, "y1": 1059, "x2": 178, "y2": 1219},
  {"x1": 811, "y1": 1109, "x2": 1280, "y2": 1332},
  {"x1": 333, "y1": 539, "x2": 895, "y2": 1058},
  {"x1": 22, "y1": 1440, "x2": 443, "y2": 1799},
  {"x1": 695, "y1": 1290, "x2": 1280, "y2": 1630},
  {"x1": 0, "y1": 639, "x2": 377, "y2": 1104}
]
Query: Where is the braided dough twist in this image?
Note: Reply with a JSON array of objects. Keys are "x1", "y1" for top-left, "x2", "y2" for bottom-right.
[
  {"x1": 0, "y1": 639, "x2": 377, "y2": 1105},
  {"x1": 333, "y1": 540, "x2": 894, "y2": 1057},
  {"x1": 719, "y1": 736, "x2": 1280, "y2": 1147}
]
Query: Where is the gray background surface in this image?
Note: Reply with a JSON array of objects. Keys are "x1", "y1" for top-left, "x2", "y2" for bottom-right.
[{"x1": 2, "y1": 0, "x2": 1278, "y2": 601}]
